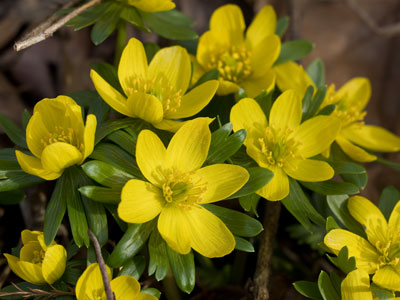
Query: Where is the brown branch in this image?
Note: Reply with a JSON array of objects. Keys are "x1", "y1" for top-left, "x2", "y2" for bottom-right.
[
  {"x1": 252, "y1": 201, "x2": 281, "y2": 300},
  {"x1": 14, "y1": 0, "x2": 102, "y2": 51},
  {"x1": 0, "y1": 282, "x2": 74, "y2": 299},
  {"x1": 345, "y1": 0, "x2": 400, "y2": 38},
  {"x1": 88, "y1": 229, "x2": 115, "y2": 300}
]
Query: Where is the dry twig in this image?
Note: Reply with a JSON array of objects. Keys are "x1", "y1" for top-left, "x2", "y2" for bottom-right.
[
  {"x1": 0, "y1": 282, "x2": 74, "y2": 299},
  {"x1": 14, "y1": 0, "x2": 102, "y2": 51}
]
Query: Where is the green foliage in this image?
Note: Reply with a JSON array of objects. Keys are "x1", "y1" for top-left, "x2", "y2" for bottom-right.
[
  {"x1": 0, "y1": 114, "x2": 27, "y2": 148},
  {"x1": 300, "y1": 180, "x2": 359, "y2": 196},
  {"x1": 307, "y1": 58, "x2": 325, "y2": 88},
  {"x1": 166, "y1": 246, "x2": 195, "y2": 294},
  {"x1": 148, "y1": 230, "x2": 170, "y2": 281},
  {"x1": 317, "y1": 271, "x2": 341, "y2": 300},
  {"x1": 275, "y1": 39, "x2": 314, "y2": 65},
  {"x1": 228, "y1": 167, "x2": 273, "y2": 199},
  {"x1": 276, "y1": 16, "x2": 289, "y2": 37},
  {"x1": 118, "y1": 256, "x2": 146, "y2": 280},
  {"x1": 379, "y1": 186, "x2": 400, "y2": 221},
  {"x1": 326, "y1": 246, "x2": 356, "y2": 274},
  {"x1": 293, "y1": 281, "x2": 323, "y2": 300},
  {"x1": 302, "y1": 86, "x2": 327, "y2": 121},
  {"x1": 191, "y1": 69, "x2": 220, "y2": 90}
]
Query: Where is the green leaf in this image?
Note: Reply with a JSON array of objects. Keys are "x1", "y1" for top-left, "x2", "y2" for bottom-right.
[
  {"x1": 326, "y1": 246, "x2": 356, "y2": 274},
  {"x1": 63, "y1": 263, "x2": 83, "y2": 286},
  {"x1": 90, "y1": 143, "x2": 142, "y2": 178},
  {"x1": 79, "y1": 186, "x2": 120, "y2": 204},
  {"x1": 144, "y1": 42, "x2": 160, "y2": 62},
  {"x1": 166, "y1": 246, "x2": 195, "y2": 294},
  {"x1": 191, "y1": 69, "x2": 219, "y2": 90},
  {"x1": 148, "y1": 230, "x2": 170, "y2": 281},
  {"x1": 0, "y1": 189, "x2": 25, "y2": 205},
  {"x1": 118, "y1": 256, "x2": 146, "y2": 280},
  {"x1": 317, "y1": 271, "x2": 340, "y2": 300},
  {"x1": 91, "y1": 3, "x2": 122, "y2": 45},
  {"x1": 108, "y1": 221, "x2": 155, "y2": 267},
  {"x1": 239, "y1": 193, "x2": 260, "y2": 217},
  {"x1": 203, "y1": 204, "x2": 263, "y2": 237},
  {"x1": 293, "y1": 281, "x2": 323, "y2": 300},
  {"x1": 205, "y1": 123, "x2": 246, "y2": 165},
  {"x1": 326, "y1": 195, "x2": 366, "y2": 238},
  {"x1": 300, "y1": 180, "x2": 359, "y2": 195},
  {"x1": 0, "y1": 114, "x2": 27, "y2": 148},
  {"x1": 379, "y1": 186, "x2": 400, "y2": 221},
  {"x1": 21, "y1": 109, "x2": 31, "y2": 130},
  {"x1": 329, "y1": 161, "x2": 366, "y2": 175},
  {"x1": 275, "y1": 39, "x2": 314, "y2": 65},
  {"x1": 141, "y1": 10, "x2": 198, "y2": 40},
  {"x1": 120, "y1": 5, "x2": 150, "y2": 33},
  {"x1": 317, "y1": 104, "x2": 336, "y2": 116},
  {"x1": 376, "y1": 156, "x2": 400, "y2": 172},
  {"x1": 67, "y1": 2, "x2": 110, "y2": 30},
  {"x1": 254, "y1": 90, "x2": 273, "y2": 118},
  {"x1": 234, "y1": 236, "x2": 254, "y2": 252},
  {"x1": 91, "y1": 62, "x2": 124, "y2": 95},
  {"x1": 0, "y1": 170, "x2": 43, "y2": 192},
  {"x1": 302, "y1": 86, "x2": 327, "y2": 121},
  {"x1": 107, "y1": 130, "x2": 137, "y2": 154},
  {"x1": 276, "y1": 16, "x2": 289, "y2": 37},
  {"x1": 281, "y1": 178, "x2": 325, "y2": 232},
  {"x1": 69, "y1": 90, "x2": 109, "y2": 124},
  {"x1": 105, "y1": 204, "x2": 127, "y2": 232},
  {"x1": 341, "y1": 172, "x2": 368, "y2": 190},
  {"x1": 325, "y1": 216, "x2": 340, "y2": 232},
  {"x1": 370, "y1": 283, "x2": 396, "y2": 300},
  {"x1": 301, "y1": 85, "x2": 314, "y2": 118},
  {"x1": 307, "y1": 58, "x2": 325, "y2": 88},
  {"x1": 228, "y1": 167, "x2": 273, "y2": 199},
  {"x1": 142, "y1": 288, "x2": 161, "y2": 299},
  {"x1": 44, "y1": 173, "x2": 68, "y2": 245},
  {"x1": 82, "y1": 160, "x2": 135, "y2": 189},
  {"x1": 95, "y1": 118, "x2": 140, "y2": 145}
]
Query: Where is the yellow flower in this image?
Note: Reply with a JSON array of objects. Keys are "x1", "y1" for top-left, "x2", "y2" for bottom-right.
[
  {"x1": 91, "y1": 38, "x2": 218, "y2": 132},
  {"x1": 75, "y1": 263, "x2": 156, "y2": 300},
  {"x1": 4, "y1": 230, "x2": 67, "y2": 285},
  {"x1": 275, "y1": 62, "x2": 400, "y2": 162},
  {"x1": 15, "y1": 96, "x2": 97, "y2": 180},
  {"x1": 230, "y1": 90, "x2": 341, "y2": 201},
  {"x1": 117, "y1": 118, "x2": 249, "y2": 258},
  {"x1": 325, "y1": 196, "x2": 400, "y2": 291},
  {"x1": 123, "y1": 0, "x2": 175, "y2": 12},
  {"x1": 195, "y1": 4, "x2": 281, "y2": 97}
]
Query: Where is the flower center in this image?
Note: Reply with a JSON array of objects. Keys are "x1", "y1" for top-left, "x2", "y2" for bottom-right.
[
  {"x1": 207, "y1": 45, "x2": 252, "y2": 83},
  {"x1": 128, "y1": 75, "x2": 183, "y2": 114},
  {"x1": 40, "y1": 126, "x2": 83, "y2": 150},
  {"x1": 31, "y1": 249, "x2": 45, "y2": 264},
  {"x1": 332, "y1": 104, "x2": 366, "y2": 128},
  {"x1": 162, "y1": 169, "x2": 207, "y2": 209},
  {"x1": 376, "y1": 240, "x2": 400, "y2": 269},
  {"x1": 256, "y1": 126, "x2": 302, "y2": 168}
]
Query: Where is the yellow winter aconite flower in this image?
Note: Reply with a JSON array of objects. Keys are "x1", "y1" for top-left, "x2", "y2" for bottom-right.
[
  {"x1": 91, "y1": 38, "x2": 218, "y2": 132},
  {"x1": 4, "y1": 230, "x2": 67, "y2": 285},
  {"x1": 123, "y1": 0, "x2": 175, "y2": 12},
  {"x1": 230, "y1": 90, "x2": 341, "y2": 201},
  {"x1": 195, "y1": 4, "x2": 281, "y2": 97},
  {"x1": 15, "y1": 96, "x2": 97, "y2": 180},
  {"x1": 118, "y1": 118, "x2": 249, "y2": 258},
  {"x1": 325, "y1": 196, "x2": 400, "y2": 291},
  {"x1": 275, "y1": 62, "x2": 400, "y2": 162},
  {"x1": 76, "y1": 263, "x2": 156, "y2": 300}
]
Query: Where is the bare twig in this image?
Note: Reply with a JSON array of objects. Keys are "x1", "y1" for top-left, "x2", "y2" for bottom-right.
[
  {"x1": 0, "y1": 282, "x2": 74, "y2": 299},
  {"x1": 88, "y1": 229, "x2": 115, "y2": 300},
  {"x1": 345, "y1": 0, "x2": 400, "y2": 38},
  {"x1": 253, "y1": 201, "x2": 281, "y2": 300},
  {"x1": 14, "y1": 0, "x2": 102, "y2": 51}
]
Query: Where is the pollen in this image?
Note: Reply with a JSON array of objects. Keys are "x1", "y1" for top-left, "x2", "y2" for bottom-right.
[
  {"x1": 31, "y1": 249, "x2": 45, "y2": 264},
  {"x1": 376, "y1": 240, "x2": 400, "y2": 269},
  {"x1": 206, "y1": 45, "x2": 252, "y2": 84},
  {"x1": 333, "y1": 103, "x2": 366, "y2": 128},
  {"x1": 127, "y1": 75, "x2": 183, "y2": 114},
  {"x1": 40, "y1": 126, "x2": 83, "y2": 151}
]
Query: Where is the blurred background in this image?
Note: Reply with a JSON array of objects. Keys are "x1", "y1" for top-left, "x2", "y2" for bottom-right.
[{"x1": 0, "y1": 0, "x2": 399, "y2": 299}]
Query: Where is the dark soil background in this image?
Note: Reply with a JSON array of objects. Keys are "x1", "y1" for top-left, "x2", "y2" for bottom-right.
[{"x1": 0, "y1": 0, "x2": 399, "y2": 299}]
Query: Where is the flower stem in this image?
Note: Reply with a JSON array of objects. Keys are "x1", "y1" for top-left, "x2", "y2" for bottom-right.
[{"x1": 114, "y1": 21, "x2": 127, "y2": 67}]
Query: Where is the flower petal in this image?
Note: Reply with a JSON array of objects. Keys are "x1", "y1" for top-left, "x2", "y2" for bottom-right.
[
  {"x1": 347, "y1": 196, "x2": 388, "y2": 247},
  {"x1": 128, "y1": 0, "x2": 175, "y2": 12},
  {"x1": 136, "y1": 129, "x2": 167, "y2": 186},
  {"x1": 269, "y1": 90, "x2": 302, "y2": 131},
  {"x1": 197, "y1": 31, "x2": 230, "y2": 68},
  {"x1": 284, "y1": 159, "x2": 334, "y2": 182},
  {"x1": 136, "y1": 293, "x2": 159, "y2": 300},
  {"x1": 127, "y1": 92, "x2": 164, "y2": 124},
  {"x1": 166, "y1": 80, "x2": 219, "y2": 119},
  {"x1": 4, "y1": 254, "x2": 46, "y2": 285},
  {"x1": 194, "y1": 164, "x2": 249, "y2": 204},
  {"x1": 166, "y1": 118, "x2": 211, "y2": 172},
  {"x1": 16, "y1": 150, "x2": 61, "y2": 180},
  {"x1": 158, "y1": 205, "x2": 191, "y2": 254},
  {"x1": 41, "y1": 142, "x2": 82, "y2": 173},
  {"x1": 119, "y1": 179, "x2": 164, "y2": 223},
  {"x1": 256, "y1": 166, "x2": 288, "y2": 201},
  {"x1": 153, "y1": 117, "x2": 214, "y2": 133},
  {"x1": 388, "y1": 201, "x2": 400, "y2": 242},
  {"x1": 149, "y1": 46, "x2": 191, "y2": 93},
  {"x1": 246, "y1": 5, "x2": 277, "y2": 49},
  {"x1": 118, "y1": 38, "x2": 148, "y2": 96},
  {"x1": 83, "y1": 114, "x2": 97, "y2": 161},
  {"x1": 230, "y1": 97, "x2": 267, "y2": 141},
  {"x1": 241, "y1": 69, "x2": 276, "y2": 98},
  {"x1": 210, "y1": 4, "x2": 245, "y2": 45},
  {"x1": 26, "y1": 112, "x2": 50, "y2": 157},
  {"x1": 189, "y1": 54, "x2": 205, "y2": 87},
  {"x1": 249, "y1": 35, "x2": 281, "y2": 76},
  {"x1": 21, "y1": 230, "x2": 41, "y2": 244},
  {"x1": 336, "y1": 77, "x2": 371, "y2": 112},
  {"x1": 336, "y1": 136, "x2": 377, "y2": 162},
  {"x1": 324, "y1": 229, "x2": 380, "y2": 273},
  {"x1": 110, "y1": 275, "x2": 140, "y2": 298},
  {"x1": 76, "y1": 263, "x2": 111, "y2": 300},
  {"x1": 295, "y1": 115, "x2": 341, "y2": 158},
  {"x1": 341, "y1": 124, "x2": 400, "y2": 153},
  {"x1": 373, "y1": 266, "x2": 400, "y2": 292},
  {"x1": 90, "y1": 69, "x2": 132, "y2": 117},
  {"x1": 341, "y1": 269, "x2": 373, "y2": 300},
  {"x1": 186, "y1": 204, "x2": 235, "y2": 258},
  {"x1": 42, "y1": 244, "x2": 67, "y2": 284},
  {"x1": 19, "y1": 241, "x2": 42, "y2": 261},
  {"x1": 217, "y1": 79, "x2": 241, "y2": 96}
]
